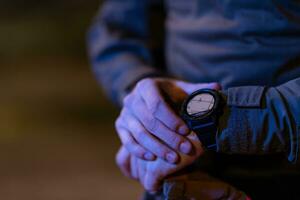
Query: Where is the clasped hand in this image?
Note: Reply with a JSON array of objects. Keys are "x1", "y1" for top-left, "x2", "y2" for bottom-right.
[{"x1": 115, "y1": 78, "x2": 220, "y2": 192}]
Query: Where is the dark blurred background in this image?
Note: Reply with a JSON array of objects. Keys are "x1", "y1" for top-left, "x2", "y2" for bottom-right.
[{"x1": 0, "y1": 1, "x2": 142, "y2": 199}]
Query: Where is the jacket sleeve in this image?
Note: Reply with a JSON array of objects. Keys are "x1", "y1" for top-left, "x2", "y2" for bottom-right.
[
  {"x1": 87, "y1": 0, "x2": 163, "y2": 106},
  {"x1": 217, "y1": 78, "x2": 300, "y2": 163}
]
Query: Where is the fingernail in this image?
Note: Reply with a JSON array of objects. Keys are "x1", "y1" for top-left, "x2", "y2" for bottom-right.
[
  {"x1": 180, "y1": 141, "x2": 192, "y2": 154},
  {"x1": 178, "y1": 125, "x2": 189, "y2": 135},
  {"x1": 166, "y1": 152, "x2": 178, "y2": 163},
  {"x1": 144, "y1": 152, "x2": 155, "y2": 160}
]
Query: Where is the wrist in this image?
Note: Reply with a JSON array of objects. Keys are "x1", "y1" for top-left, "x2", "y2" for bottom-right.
[{"x1": 181, "y1": 89, "x2": 226, "y2": 151}]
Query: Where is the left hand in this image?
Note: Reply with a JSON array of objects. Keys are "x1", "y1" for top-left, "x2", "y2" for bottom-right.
[
  {"x1": 115, "y1": 78, "x2": 220, "y2": 164},
  {"x1": 116, "y1": 131, "x2": 204, "y2": 192}
]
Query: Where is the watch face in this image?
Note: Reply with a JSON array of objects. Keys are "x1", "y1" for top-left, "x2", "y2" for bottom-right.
[{"x1": 186, "y1": 93, "x2": 215, "y2": 116}]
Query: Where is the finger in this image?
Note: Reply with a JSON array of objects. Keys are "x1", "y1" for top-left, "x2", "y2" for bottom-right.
[
  {"x1": 130, "y1": 155, "x2": 139, "y2": 180},
  {"x1": 130, "y1": 95, "x2": 193, "y2": 155},
  {"x1": 122, "y1": 109, "x2": 179, "y2": 164},
  {"x1": 137, "y1": 158, "x2": 146, "y2": 185},
  {"x1": 175, "y1": 81, "x2": 221, "y2": 94},
  {"x1": 135, "y1": 78, "x2": 189, "y2": 135},
  {"x1": 144, "y1": 169, "x2": 162, "y2": 193},
  {"x1": 115, "y1": 146, "x2": 132, "y2": 179},
  {"x1": 115, "y1": 117, "x2": 156, "y2": 161},
  {"x1": 188, "y1": 131, "x2": 205, "y2": 156}
]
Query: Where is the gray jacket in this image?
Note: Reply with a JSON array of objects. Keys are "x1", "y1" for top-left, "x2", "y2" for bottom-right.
[{"x1": 87, "y1": 0, "x2": 300, "y2": 198}]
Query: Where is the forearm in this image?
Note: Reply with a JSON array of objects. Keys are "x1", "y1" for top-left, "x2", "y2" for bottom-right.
[{"x1": 87, "y1": 0, "x2": 163, "y2": 106}]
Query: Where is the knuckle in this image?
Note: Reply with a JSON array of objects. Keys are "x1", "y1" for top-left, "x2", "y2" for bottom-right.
[
  {"x1": 123, "y1": 94, "x2": 133, "y2": 107},
  {"x1": 168, "y1": 134, "x2": 182, "y2": 148},
  {"x1": 115, "y1": 117, "x2": 122, "y2": 129},
  {"x1": 120, "y1": 108, "x2": 130, "y2": 117},
  {"x1": 148, "y1": 99, "x2": 161, "y2": 116},
  {"x1": 136, "y1": 79, "x2": 146, "y2": 91},
  {"x1": 147, "y1": 118, "x2": 159, "y2": 133},
  {"x1": 155, "y1": 147, "x2": 167, "y2": 158},
  {"x1": 132, "y1": 145, "x2": 144, "y2": 158},
  {"x1": 136, "y1": 80, "x2": 143, "y2": 90},
  {"x1": 173, "y1": 118, "x2": 182, "y2": 128},
  {"x1": 137, "y1": 78, "x2": 155, "y2": 91},
  {"x1": 140, "y1": 78, "x2": 153, "y2": 86},
  {"x1": 134, "y1": 131, "x2": 145, "y2": 142},
  {"x1": 170, "y1": 118, "x2": 185, "y2": 133}
]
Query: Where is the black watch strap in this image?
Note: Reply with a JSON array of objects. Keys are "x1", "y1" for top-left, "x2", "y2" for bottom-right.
[{"x1": 193, "y1": 122, "x2": 217, "y2": 151}]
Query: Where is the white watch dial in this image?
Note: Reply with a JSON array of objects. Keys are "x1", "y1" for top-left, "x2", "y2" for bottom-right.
[{"x1": 186, "y1": 93, "x2": 215, "y2": 116}]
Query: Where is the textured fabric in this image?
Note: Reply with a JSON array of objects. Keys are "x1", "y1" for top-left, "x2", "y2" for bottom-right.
[
  {"x1": 87, "y1": 0, "x2": 300, "y2": 198},
  {"x1": 162, "y1": 171, "x2": 249, "y2": 200},
  {"x1": 87, "y1": 0, "x2": 164, "y2": 105},
  {"x1": 141, "y1": 171, "x2": 250, "y2": 200},
  {"x1": 218, "y1": 84, "x2": 300, "y2": 163},
  {"x1": 227, "y1": 86, "x2": 265, "y2": 107}
]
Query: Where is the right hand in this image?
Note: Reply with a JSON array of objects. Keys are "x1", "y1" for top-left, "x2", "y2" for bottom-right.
[
  {"x1": 116, "y1": 143, "x2": 250, "y2": 199},
  {"x1": 116, "y1": 131, "x2": 203, "y2": 192},
  {"x1": 134, "y1": 132, "x2": 203, "y2": 192},
  {"x1": 115, "y1": 77, "x2": 220, "y2": 163}
]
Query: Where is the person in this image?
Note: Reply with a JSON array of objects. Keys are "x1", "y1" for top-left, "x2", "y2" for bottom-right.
[{"x1": 87, "y1": 0, "x2": 300, "y2": 199}]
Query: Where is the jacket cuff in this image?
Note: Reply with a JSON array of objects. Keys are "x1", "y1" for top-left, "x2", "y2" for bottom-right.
[{"x1": 216, "y1": 86, "x2": 266, "y2": 154}]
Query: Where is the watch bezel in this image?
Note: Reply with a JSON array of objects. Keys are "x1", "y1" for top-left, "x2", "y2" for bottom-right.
[{"x1": 181, "y1": 89, "x2": 221, "y2": 121}]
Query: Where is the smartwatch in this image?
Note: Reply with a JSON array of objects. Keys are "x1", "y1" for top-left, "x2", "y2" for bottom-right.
[{"x1": 181, "y1": 89, "x2": 225, "y2": 151}]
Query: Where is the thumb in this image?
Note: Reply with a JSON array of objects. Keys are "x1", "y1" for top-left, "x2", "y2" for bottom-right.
[{"x1": 175, "y1": 81, "x2": 221, "y2": 95}]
